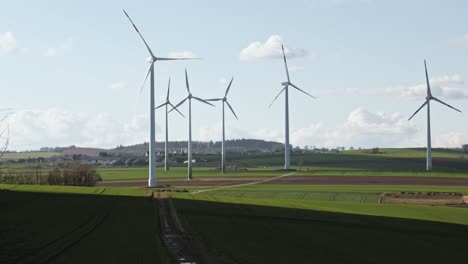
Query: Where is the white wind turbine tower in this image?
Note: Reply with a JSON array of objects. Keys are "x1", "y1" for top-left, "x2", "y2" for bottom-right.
[
  {"x1": 206, "y1": 77, "x2": 238, "y2": 174},
  {"x1": 123, "y1": 10, "x2": 196, "y2": 187},
  {"x1": 171, "y1": 69, "x2": 215, "y2": 180},
  {"x1": 155, "y1": 78, "x2": 185, "y2": 171},
  {"x1": 408, "y1": 60, "x2": 461, "y2": 171},
  {"x1": 269, "y1": 44, "x2": 316, "y2": 170}
]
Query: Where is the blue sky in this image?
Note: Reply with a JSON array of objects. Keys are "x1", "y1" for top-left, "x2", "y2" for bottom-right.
[{"x1": 1, "y1": 0, "x2": 467, "y2": 150}]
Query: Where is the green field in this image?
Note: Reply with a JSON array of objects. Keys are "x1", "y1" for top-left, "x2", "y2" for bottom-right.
[
  {"x1": 172, "y1": 193, "x2": 468, "y2": 263},
  {"x1": 194, "y1": 184, "x2": 468, "y2": 203},
  {"x1": 2, "y1": 148, "x2": 468, "y2": 181},
  {"x1": 2, "y1": 147, "x2": 468, "y2": 263},
  {"x1": 2, "y1": 183, "x2": 468, "y2": 263},
  {"x1": 97, "y1": 166, "x2": 285, "y2": 180},
  {"x1": 0, "y1": 185, "x2": 169, "y2": 264}
]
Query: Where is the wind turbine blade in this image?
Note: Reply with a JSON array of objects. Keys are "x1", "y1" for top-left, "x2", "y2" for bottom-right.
[
  {"x1": 156, "y1": 57, "x2": 201, "y2": 61},
  {"x1": 432, "y1": 97, "x2": 462, "y2": 113},
  {"x1": 193, "y1": 97, "x2": 215, "y2": 106},
  {"x1": 408, "y1": 101, "x2": 428, "y2": 121},
  {"x1": 167, "y1": 78, "x2": 171, "y2": 101},
  {"x1": 226, "y1": 101, "x2": 238, "y2": 120},
  {"x1": 225, "y1": 77, "x2": 234, "y2": 97},
  {"x1": 169, "y1": 102, "x2": 185, "y2": 117},
  {"x1": 155, "y1": 102, "x2": 168, "y2": 110},
  {"x1": 169, "y1": 97, "x2": 188, "y2": 113},
  {"x1": 269, "y1": 87, "x2": 286, "y2": 108},
  {"x1": 290, "y1": 83, "x2": 316, "y2": 99},
  {"x1": 424, "y1": 60, "x2": 432, "y2": 97},
  {"x1": 139, "y1": 63, "x2": 153, "y2": 96},
  {"x1": 123, "y1": 10, "x2": 155, "y2": 59},
  {"x1": 205, "y1": 98, "x2": 223, "y2": 101},
  {"x1": 282, "y1": 45, "x2": 291, "y2": 82},
  {"x1": 185, "y1": 69, "x2": 190, "y2": 93}
]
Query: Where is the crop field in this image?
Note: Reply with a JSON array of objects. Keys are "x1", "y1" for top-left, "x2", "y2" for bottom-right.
[
  {"x1": 2, "y1": 148, "x2": 468, "y2": 182},
  {"x1": 97, "y1": 167, "x2": 285, "y2": 180},
  {"x1": 2, "y1": 148, "x2": 468, "y2": 263},
  {"x1": 0, "y1": 185, "x2": 169, "y2": 264},
  {"x1": 172, "y1": 193, "x2": 468, "y2": 263}
]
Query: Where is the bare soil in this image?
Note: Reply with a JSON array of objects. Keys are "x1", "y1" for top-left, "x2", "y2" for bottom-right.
[
  {"x1": 266, "y1": 176, "x2": 468, "y2": 186},
  {"x1": 381, "y1": 192, "x2": 464, "y2": 205},
  {"x1": 98, "y1": 176, "x2": 468, "y2": 188}
]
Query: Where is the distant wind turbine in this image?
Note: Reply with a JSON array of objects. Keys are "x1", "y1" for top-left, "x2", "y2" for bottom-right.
[
  {"x1": 123, "y1": 10, "x2": 197, "y2": 187},
  {"x1": 171, "y1": 69, "x2": 215, "y2": 180},
  {"x1": 269, "y1": 44, "x2": 316, "y2": 170},
  {"x1": 155, "y1": 78, "x2": 185, "y2": 171},
  {"x1": 408, "y1": 60, "x2": 462, "y2": 171},
  {"x1": 206, "y1": 77, "x2": 238, "y2": 174}
]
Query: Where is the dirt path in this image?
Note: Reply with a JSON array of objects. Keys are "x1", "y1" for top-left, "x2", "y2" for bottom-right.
[
  {"x1": 155, "y1": 192, "x2": 216, "y2": 264},
  {"x1": 191, "y1": 172, "x2": 297, "y2": 195}
]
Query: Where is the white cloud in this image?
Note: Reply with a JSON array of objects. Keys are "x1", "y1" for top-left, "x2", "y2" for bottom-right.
[
  {"x1": 167, "y1": 51, "x2": 199, "y2": 59},
  {"x1": 289, "y1": 108, "x2": 418, "y2": 148},
  {"x1": 4, "y1": 107, "x2": 465, "y2": 151},
  {"x1": 110, "y1": 82, "x2": 129, "y2": 91},
  {"x1": 322, "y1": 74, "x2": 468, "y2": 100},
  {"x1": 0, "y1": 32, "x2": 18, "y2": 55},
  {"x1": 434, "y1": 132, "x2": 468, "y2": 148},
  {"x1": 240, "y1": 35, "x2": 309, "y2": 61},
  {"x1": 45, "y1": 48, "x2": 58, "y2": 57},
  {"x1": 198, "y1": 108, "x2": 426, "y2": 148},
  {"x1": 45, "y1": 37, "x2": 73, "y2": 57},
  {"x1": 5, "y1": 109, "x2": 158, "y2": 151}
]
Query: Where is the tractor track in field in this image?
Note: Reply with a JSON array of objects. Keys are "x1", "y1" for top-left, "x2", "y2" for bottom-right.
[
  {"x1": 154, "y1": 192, "x2": 217, "y2": 264},
  {"x1": 190, "y1": 172, "x2": 297, "y2": 195},
  {"x1": 15, "y1": 211, "x2": 109, "y2": 264}
]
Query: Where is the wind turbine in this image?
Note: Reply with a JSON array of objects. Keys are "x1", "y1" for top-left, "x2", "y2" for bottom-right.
[
  {"x1": 206, "y1": 77, "x2": 238, "y2": 174},
  {"x1": 155, "y1": 78, "x2": 185, "y2": 171},
  {"x1": 408, "y1": 60, "x2": 462, "y2": 171},
  {"x1": 269, "y1": 44, "x2": 316, "y2": 170},
  {"x1": 123, "y1": 10, "x2": 196, "y2": 187},
  {"x1": 171, "y1": 69, "x2": 215, "y2": 180}
]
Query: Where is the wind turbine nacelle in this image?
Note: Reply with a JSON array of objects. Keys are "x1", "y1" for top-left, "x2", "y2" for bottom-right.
[
  {"x1": 145, "y1": 56, "x2": 153, "y2": 63},
  {"x1": 281, "y1": 82, "x2": 289, "y2": 86}
]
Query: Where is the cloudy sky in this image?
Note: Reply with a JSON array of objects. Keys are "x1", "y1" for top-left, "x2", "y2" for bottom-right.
[{"x1": 1, "y1": 0, "x2": 468, "y2": 151}]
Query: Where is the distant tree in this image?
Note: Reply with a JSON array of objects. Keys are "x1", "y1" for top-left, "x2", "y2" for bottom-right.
[
  {"x1": 463, "y1": 144, "x2": 468, "y2": 153},
  {"x1": 125, "y1": 159, "x2": 135, "y2": 167},
  {"x1": 111, "y1": 159, "x2": 125, "y2": 166},
  {"x1": 370, "y1": 147, "x2": 380, "y2": 154},
  {"x1": 47, "y1": 168, "x2": 64, "y2": 185},
  {"x1": 99, "y1": 151, "x2": 109, "y2": 157},
  {"x1": 132, "y1": 159, "x2": 147, "y2": 166},
  {"x1": 62, "y1": 162, "x2": 102, "y2": 186},
  {"x1": 0, "y1": 110, "x2": 10, "y2": 174}
]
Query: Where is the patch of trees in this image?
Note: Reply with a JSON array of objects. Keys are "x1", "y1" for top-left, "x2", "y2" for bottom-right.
[
  {"x1": 463, "y1": 144, "x2": 468, "y2": 153},
  {"x1": 362, "y1": 147, "x2": 380, "y2": 154},
  {"x1": 47, "y1": 162, "x2": 102, "y2": 186}
]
